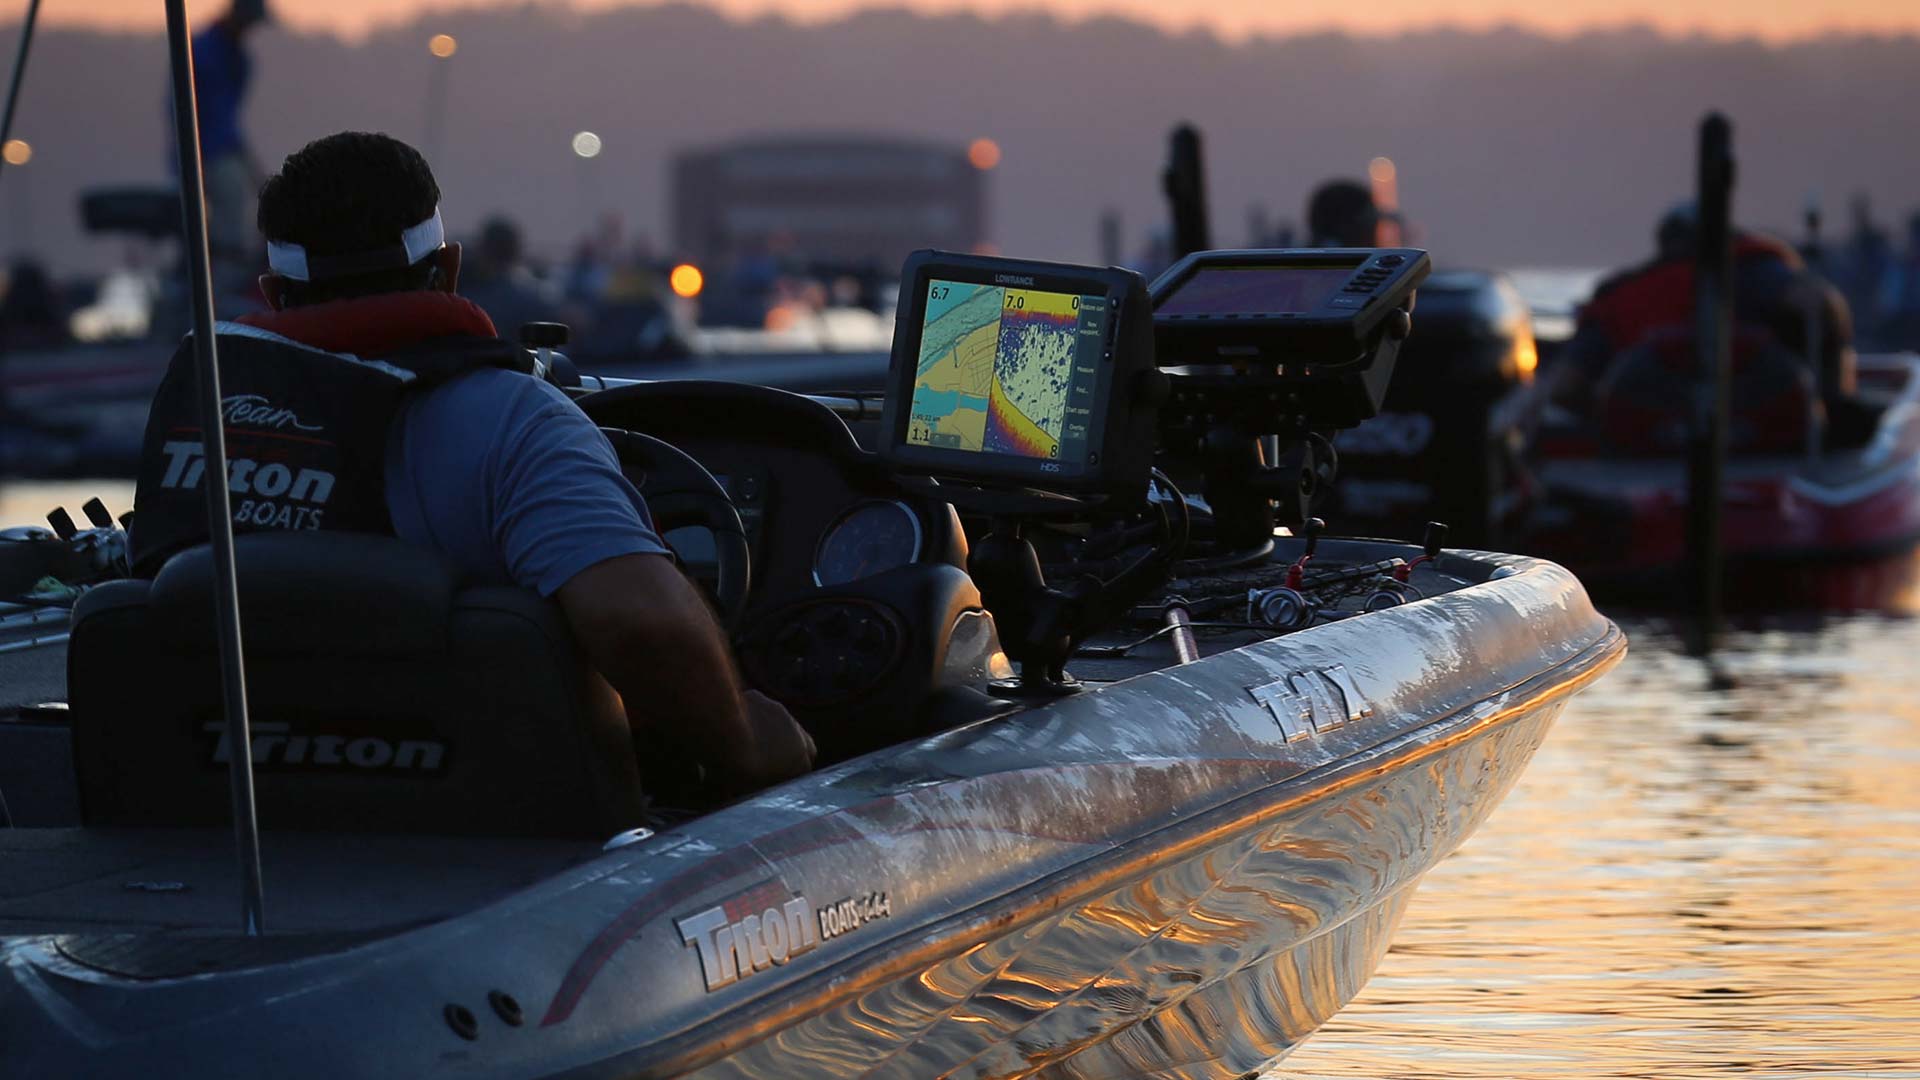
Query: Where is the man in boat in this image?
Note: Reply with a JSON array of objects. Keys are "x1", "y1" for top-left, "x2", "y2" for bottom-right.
[
  {"x1": 131, "y1": 131, "x2": 815, "y2": 796},
  {"x1": 1306, "y1": 179, "x2": 1383, "y2": 248},
  {"x1": 186, "y1": 0, "x2": 270, "y2": 268},
  {"x1": 1554, "y1": 202, "x2": 1856, "y2": 419}
]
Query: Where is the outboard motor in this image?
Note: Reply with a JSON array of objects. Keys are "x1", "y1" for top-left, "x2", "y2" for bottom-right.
[{"x1": 1323, "y1": 269, "x2": 1538, "y2": 548}]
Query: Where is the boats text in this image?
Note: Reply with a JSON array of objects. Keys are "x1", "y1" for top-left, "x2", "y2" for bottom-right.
[{"x1": 818, "y1": 890, "x2": 892, "y2": 940}]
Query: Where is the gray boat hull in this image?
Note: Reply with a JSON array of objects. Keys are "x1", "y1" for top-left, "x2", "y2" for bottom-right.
[{"x1": 0, "y1": 547, "x2": 1622, "y2": 1078}]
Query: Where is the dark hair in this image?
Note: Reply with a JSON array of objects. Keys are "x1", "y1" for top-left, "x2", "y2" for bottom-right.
[
  {"x1": 1306, "y1": 180, "x2": 1377, "y2": 248},
  {"x1": 257, "y1": 131, "x2": 442, "y2": 305},
  {"x1": 1655, "y1": 201, "x2": 1698, "y2": 261}
]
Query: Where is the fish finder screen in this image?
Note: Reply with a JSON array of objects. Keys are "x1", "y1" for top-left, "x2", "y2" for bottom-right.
[
  {"x1": 905, "y1": 279, "x2": 1111, "y2": 468},
  {"x1": 1155, "y1": 265, "x2": 1358, "y2": 316}
]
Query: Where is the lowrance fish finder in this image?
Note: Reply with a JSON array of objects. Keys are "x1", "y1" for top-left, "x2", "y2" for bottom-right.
[
  {"x1": 880, "y1": 250, "x2": 1159, "y2": 498},
  {"x1": 1151, "y1": 248, "x2": 1431, "y2": 428}
]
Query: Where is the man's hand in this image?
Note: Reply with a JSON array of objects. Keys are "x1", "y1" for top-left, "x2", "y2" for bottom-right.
[
  {"x1": 557, "y1": 553, "x2": 814, "y2": 797},
  {"x1": 734, "y1": 690, "x2": 816, "y2": 787}
]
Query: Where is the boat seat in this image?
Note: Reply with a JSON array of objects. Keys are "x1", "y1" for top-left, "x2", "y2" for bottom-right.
[
  {"x1": 1597, "y1": 325, "x2": 1822, "y2": 458},
  {"x1": 67, "y1": 532, "x2": 644, "y2": 838}
]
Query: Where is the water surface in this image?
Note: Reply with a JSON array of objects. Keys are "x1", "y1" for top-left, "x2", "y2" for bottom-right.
[{"x1": 1275, "y1": 615, "x2": 1920, "y2": 1078}]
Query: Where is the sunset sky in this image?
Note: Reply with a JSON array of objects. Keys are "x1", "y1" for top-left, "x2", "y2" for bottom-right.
[{"x1": 38, "y1": 0, "x2": 1920, "y2": 42}]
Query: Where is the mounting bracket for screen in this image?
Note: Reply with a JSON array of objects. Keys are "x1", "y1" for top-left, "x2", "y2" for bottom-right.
[{"x1": 1150, "y1": 248, "x2": 1430, "y2": 543}]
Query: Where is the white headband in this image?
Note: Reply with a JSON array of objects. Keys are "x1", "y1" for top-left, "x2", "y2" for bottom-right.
[{"x1": 267, "y1": 208, "x2": 445, "y2": 282}]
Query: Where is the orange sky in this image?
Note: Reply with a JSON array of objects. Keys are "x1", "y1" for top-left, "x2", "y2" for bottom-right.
[{"x1": 36, "y1": 0, "x2": 1920, "y2": 42}]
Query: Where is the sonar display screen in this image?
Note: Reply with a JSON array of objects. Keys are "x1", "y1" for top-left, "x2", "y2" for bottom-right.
[
  {"x1": 1155, "y1": 265, "x2": 1358, "y2": 316},
  {"x1": 905, "y1": 279, "x2": 1111, "y2": 468}
]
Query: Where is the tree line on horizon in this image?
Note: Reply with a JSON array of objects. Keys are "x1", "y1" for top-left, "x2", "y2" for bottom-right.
[{"x1": 4, "y1": 4, "x2": 1916, "y2": 277}]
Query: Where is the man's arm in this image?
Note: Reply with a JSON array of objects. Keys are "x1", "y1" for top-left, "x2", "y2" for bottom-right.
[
  {"x1": 388, "y1": 372, "x2": 814, "y2": 796},
  {"x1": 555, "y1": 553, "x2": 813, "y2": 794}
]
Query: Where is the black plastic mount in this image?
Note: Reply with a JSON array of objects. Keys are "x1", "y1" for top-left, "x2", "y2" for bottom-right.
[
  {"x1": 966, "y1": 520, "x2": 1082, "y2": 696},
  {"x1": 964, "y1": 487, "x2": 1183, "y2": 695}
]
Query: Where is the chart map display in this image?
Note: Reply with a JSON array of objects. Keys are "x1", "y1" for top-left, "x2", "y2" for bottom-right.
[{"x1": 905, "y1": 279, "x2": 1109, "y2": 467}]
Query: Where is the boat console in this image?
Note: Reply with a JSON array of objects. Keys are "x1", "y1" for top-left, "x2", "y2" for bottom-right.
[{"x1": 585, "y1": 247, "x2": 1440, "y2": 714}]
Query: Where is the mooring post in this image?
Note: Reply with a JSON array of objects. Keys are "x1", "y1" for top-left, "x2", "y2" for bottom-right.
[{"x1": 1687, "y1": 113, "x2": 1735, "y2": 655}]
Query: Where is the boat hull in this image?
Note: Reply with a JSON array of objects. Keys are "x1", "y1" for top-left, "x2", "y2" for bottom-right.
[
  {"x1": 675, "y1": 673, "x2": 1580, "y2": 1080},
  {"x1": 0, "y1": 547, "x2": 1622, "y2": 1078},
  {"x1": 1525, "y1": 353, "x2": 1920, "y2": 611}
]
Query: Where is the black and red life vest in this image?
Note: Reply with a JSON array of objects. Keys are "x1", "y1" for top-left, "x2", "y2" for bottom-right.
[
  {"x1": 130, "y1": 292, "x2": 531, "y2": 575},
  {"x1": 1579, "y1": 234, "x2": 1804, "y2": 354}
]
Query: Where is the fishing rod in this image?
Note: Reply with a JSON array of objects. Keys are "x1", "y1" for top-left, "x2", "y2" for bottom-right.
[
  {"x1": 0, "y1": 0, "x2": 41, "y2": 185},
  {"x1": 164, "y1": 0, "x2": 267, "y2": 933}
]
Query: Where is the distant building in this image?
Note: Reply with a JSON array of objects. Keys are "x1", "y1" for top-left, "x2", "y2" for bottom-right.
[{"x1": 671, "y1": 137, "x2": 987, "y2": 269}]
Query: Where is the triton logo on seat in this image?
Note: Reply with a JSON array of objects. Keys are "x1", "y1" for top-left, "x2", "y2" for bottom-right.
[
  {"x1": 203, "y1": 721, "x2": 449, "y2": 772},
  {"x1": 159, "y1": 440, "x2": 335, "y2": 530}
]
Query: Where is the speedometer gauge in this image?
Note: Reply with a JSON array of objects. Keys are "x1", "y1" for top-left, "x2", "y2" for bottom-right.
[{"x1": 813, "y1": 500, "x2": 923, "y2": 587}]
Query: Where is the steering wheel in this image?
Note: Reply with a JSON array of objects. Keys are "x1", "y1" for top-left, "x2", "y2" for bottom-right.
[{"x1": 599, "y1": 427, "x2": 751, "y2": 628}]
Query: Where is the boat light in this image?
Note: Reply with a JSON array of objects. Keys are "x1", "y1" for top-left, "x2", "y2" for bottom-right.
[
  {"x1": 1514, "y1": 335, "x2": 1539, "y2": 382},
  {"x1": 670, "y1": 263, "x2": 704, "y2": 299}
]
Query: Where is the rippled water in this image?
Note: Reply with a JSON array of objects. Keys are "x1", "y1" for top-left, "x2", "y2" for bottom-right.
[
  {"x1": 1275, "y1": 615, "x2": 1920, "y2": 1078},
  {"x1": 6, "y1": 481, "x2": 1917, "y2": 1075}
]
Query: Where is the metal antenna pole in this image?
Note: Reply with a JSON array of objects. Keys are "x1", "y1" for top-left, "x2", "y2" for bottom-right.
[
  {"x1": 164, "y1": 0, "x2": 266, "y2": 935},
  {"x1": 1686, "y1": 113, "x2": 1734, "y2": 657},
  {"x1": 0, "y1": 0, "x2": 43, "y2": 185}
]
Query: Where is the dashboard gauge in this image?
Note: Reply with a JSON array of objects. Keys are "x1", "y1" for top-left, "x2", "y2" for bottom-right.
[{"x1": 813, "y1": 500, "x2": 923, "y2": 587}]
